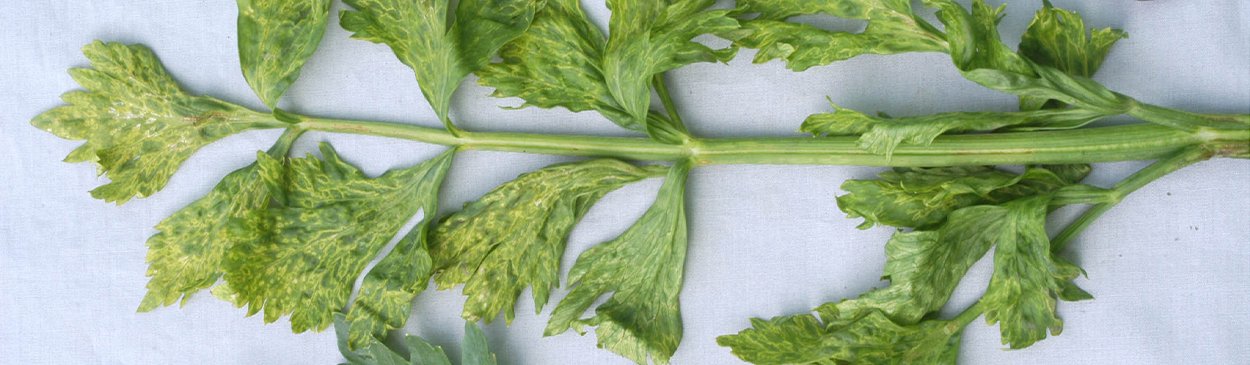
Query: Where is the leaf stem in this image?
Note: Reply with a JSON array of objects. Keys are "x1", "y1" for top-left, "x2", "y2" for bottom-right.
[
  {"x1": 653, "y1": 73, "x2": 686, "y2": 131},
  {"x1": 265, "y1": 127, "x2": 306, "y2": 157},
  {"x1": 950, "y1": 301, "x2": 988, "y2": 329},
  {"x1": 1050, "y1": 146, "x2": 1214, "y2": 253},
  {"x1": 293, "y1": 113, "x2": 1246, "y2": 167}
]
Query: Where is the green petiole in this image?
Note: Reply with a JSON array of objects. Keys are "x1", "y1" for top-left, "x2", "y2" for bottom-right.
[{"x1": 292, "y1": 114, "x2": 1247, "y2": 167}]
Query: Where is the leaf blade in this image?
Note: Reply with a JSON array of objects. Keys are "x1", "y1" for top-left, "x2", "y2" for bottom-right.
[
  {"x1": 30, "y1": 41, "x2": 284, "y2": 204},
  {"x1": 728, "y1": 0, "x2": 948, "y2": 71},
  {"x1": 237, "y1": 0, "x2": 333, "y2": 108},
  {"x1": 221, "y1": 144, "x2": 454, "y2": 334},
  {"x1": 429, "y1": 159, "x2": 666, "y2": 324},
  {"x1": 545, "y1": 160, "x2": 693, "y2": 365}
]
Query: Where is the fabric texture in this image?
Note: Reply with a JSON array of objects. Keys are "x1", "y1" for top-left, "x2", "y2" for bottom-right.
[{"x1": 1, "y1": 1, "x2": 1247, "y2": 364}]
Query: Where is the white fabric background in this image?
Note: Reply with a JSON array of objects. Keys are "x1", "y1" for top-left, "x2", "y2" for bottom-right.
[{"x1": 2, "y1": 1, "x2": 1248, "y2": 364}]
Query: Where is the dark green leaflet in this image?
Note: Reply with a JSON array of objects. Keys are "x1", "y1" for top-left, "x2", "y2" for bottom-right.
[
  {"x1": 335, "y1": 314, "x2": 497, "y2": 365},
  {"x1": 476, "y1": 0, "x2": 636, "y2": 130},
  {"x1": 718, "y1": 310, "x2": 962, "y2": 365},
  {"x1": 837, "y1": 166, "x2": 1090, "y2": 229},
  {"x1": 29, "y1": 41, "x2": 286, "y2": 204},
  {"x1": 802, "y1": 102, "x2": 1108, "y2": 158},
  {"x1": 1016, "y1": 0, "x2": 1125, "y2": 113},
  {"x1": 428, "y1": 159, "x2": 667, "y2": 325},
  {"x1": 236, "y1": 0, "x2": 333, "y2": 109},
  {"x1": 545, "y1": 160, "x2": 693, "y2": 365},
  {"x1": 721, "y1": 194, "x2": 1090, "y2": 363},
  {"x1": 980, "y1": 195, "x2": 1091, "y2": 348}
]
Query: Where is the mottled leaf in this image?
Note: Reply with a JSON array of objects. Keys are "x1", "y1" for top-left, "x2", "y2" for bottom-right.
[
  {"x1": 218, "y1": 143, "x2": 454, "y2": 334},
  {"x1": 1020, "y1": 0, "x2": 1125, "y2": 79},
  {"x1": 802, "y1": 101, "x2": 1107, "y2": 157},
  {"x1": 344, "y1": 155, "x2": 454, "y2": 348},
  {"x1": 476, "y1": 0, "x2": 636, "y2": 130},
  {"x1": 138, "y1": 131, "x2": 301, "y2": 312},
  {"x1": 237, "y1": 0, "x2": 332, "y2": 108},
  {"x1": 602, "y1": 0, "x2": 738, "y2": 135},
  {"x1": 340, "y1": 0, "x2": 542, "y2": 127},
  {"x1": 1016, "y1": 0, "x2": 1126, "y2": 120},
  {"x1": 727, "y1": 0, "x2": 949, "y2": 71},
  {"x1": 927, "y1": 0, "x2": 1136, "y2": 127},
  {"x1": 30, "y1": 41, "x2": 285, "y2": 204},
  {"x1": 837, "y1": 166, "x2": 1080, "y2": 229},
  {"x1": 429, "y1": 159, "x2": 666, "y2": 324},
  {"x1": 718, "y1": 309, "x2": 962, "y2": 365},
  {"x1": 336, "y1": 314, "x2": 497, "y2": 365},
  {"x1": 1040, "y1": 163, "x2": 1091, "y2": 184},
  {"x1": 981, "y1": 195, "x2": 1085, "y2": 349},
  {"x1": 477, "y1": 0, "x2": 735, "y2": 138},
  {"x1": 545, "y1": 161, "x2": 692, "y2": 365}
]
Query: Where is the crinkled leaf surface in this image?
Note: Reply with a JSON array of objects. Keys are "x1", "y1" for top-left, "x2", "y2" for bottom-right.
[
  {"x1": 1019, "y1": 1, "x2": 1124, "y2": 79},
  {"x1": 791, "y1": 0, "x2": 1127, "y2": 151},
  {"x1": 1015, "y1": 0, "x2": 1126, "y2": 119},
  {"x1": 929, "y1": 0, "x2": 1132, "y2": 118},
  {"x1": 237, "y1": 0, "x2": 332, "y2": 108},
  {"x1": 476, "y1": 0, "x2": 634, "y2": 129},
  {"x1": 718, "y1": 308, "x2": 962, "y2": 365},
  {"x1": 721, "y1": 192, "x2": 1090, "y2": 363},
  {"x1": 837, "y1": 166, "x2": 1078, "y2": 229},
  {"x1": 336, "y1": 314, "x2": 497, "y2": 365},
  {"x1": 429, "y1": 159, "x2": 666, "y2": 324},
  {"x1": 218, "y1": 143, "x2": 453, "y2": 334},
  {"x1": 30, "y1": 41, "x2": 284, "y2": 204},
  {"x1": 138, "y1": 131, "x2": 300, "y2": 312},
  {"x1": 801, "y1": 102, "x2": 1108, "y2": 157},
  {"x1": 981, "y1": 195, "x2": 1088, "y2": 349},
  {"x1": 477, "y1": 0, "x2": 736, "y2": 137},
  {"x1": 545, "y1": 161, "x2": 692, "y2": 365},
  {"x1": 340, "y1": 0, "x2": 542, "y2": 125},
  {"x1": 727, "y1": 0, "x2": 948, "y2": 71}
]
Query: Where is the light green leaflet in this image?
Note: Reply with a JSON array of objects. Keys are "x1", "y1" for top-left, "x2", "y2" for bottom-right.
[
  {"x1": 29, "y1": 41, "x2": 286, "y2": 204},
  {"x1": 137, "y1": 130, "x2": 301, "y2": 312},
  {"x1": 428, "y1": 159, "x2": 667, "y2": 324},
  {"x1": 837, "y1": 166, "x2": 1095, "y2": 229},
  {"x1": 545, "y1": 160, "x2": 692, "y2": 365},
  {"x1": 340, "y1": 0, "x2": 543, "y2": 131},
  {"x1": 726, "y1": 0, "x2": 949, "y2": 71},
  {"x1": 216, "y1": 143, "x2": 453, "y2": 334},
  {"x1": 801, "y1": 101, "x2": 1108, "y2": 158},
  {"x1": 477, "y1": 0, "x2": 736, "y2": 138},
  {"x1": 717, "y1": 309, "x2": 962, "y2": 365},
  {"x1": 335, "y1": 314, "x2": 497, "y2": 365},
  {"x1": 237, "y1": 0, "x2": 332, "y2": 109}
]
